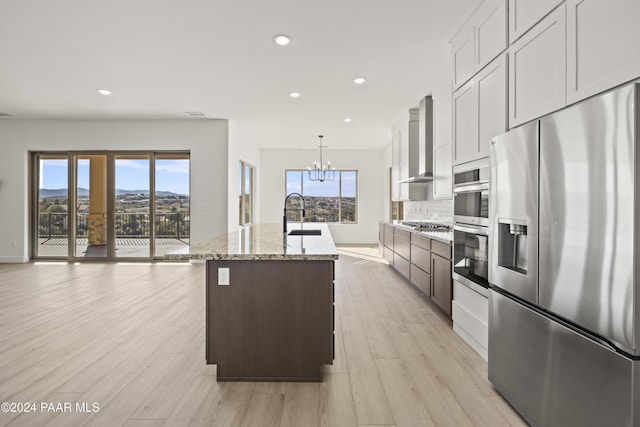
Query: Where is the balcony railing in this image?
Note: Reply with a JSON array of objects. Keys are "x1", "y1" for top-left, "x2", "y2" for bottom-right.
[{"x1": 38, "y1": 212, "x2": 190, "y2": 242}]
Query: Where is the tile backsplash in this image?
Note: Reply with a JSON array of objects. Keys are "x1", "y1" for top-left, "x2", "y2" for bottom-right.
[
  {"x1": 403, "y1": 199, "x2": 453, "y2": 221},
  {"x1": 402, "y1": 183, "x2": 453, "y2": 221}
]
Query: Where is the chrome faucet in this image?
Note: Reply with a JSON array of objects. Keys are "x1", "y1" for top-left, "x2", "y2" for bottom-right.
[{"x1": 283, "y1": 192, "x2": 305, "y2": 233}]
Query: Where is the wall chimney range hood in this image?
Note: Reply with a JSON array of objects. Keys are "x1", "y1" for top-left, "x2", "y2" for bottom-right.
[{"x1": 398, "y1": 96, "x2": 434, "y2": 183}]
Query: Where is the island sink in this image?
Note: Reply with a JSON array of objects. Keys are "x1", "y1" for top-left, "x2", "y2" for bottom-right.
[{"x1": 288, "y1": 229, "x2": 321, "y2": 236}]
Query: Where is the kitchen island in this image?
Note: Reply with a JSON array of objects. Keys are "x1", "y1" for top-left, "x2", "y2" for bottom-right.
[{"x1": 165, "y1": 223, "x2": 338, "y2": 381}]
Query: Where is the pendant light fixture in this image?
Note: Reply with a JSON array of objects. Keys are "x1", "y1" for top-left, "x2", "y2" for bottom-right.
[{"x1": 307, "y1": 135, "x2": 336, "y2": 182}]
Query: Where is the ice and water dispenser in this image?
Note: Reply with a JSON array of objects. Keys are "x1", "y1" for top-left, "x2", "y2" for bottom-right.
[{"x1": 497, "y1": 219, "x2": 528, "y2": 275}]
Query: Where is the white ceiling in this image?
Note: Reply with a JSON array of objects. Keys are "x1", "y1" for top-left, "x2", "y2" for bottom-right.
[{"x1": 0, "y1": 0, "x2": 479, "y2": 149}]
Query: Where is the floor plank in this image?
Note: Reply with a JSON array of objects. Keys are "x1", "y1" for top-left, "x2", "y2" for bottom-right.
[
  {"x1": 0, "y1": 247, "x2": 524, "y2": 427},
  {"x1": 280, "y1": 383, "x2": 318, "y2": 427}
]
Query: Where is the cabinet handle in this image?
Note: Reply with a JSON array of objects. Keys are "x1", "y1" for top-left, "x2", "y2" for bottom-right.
[{"x1": 431, "y1": 258, "x2": 435, "y2": 296}]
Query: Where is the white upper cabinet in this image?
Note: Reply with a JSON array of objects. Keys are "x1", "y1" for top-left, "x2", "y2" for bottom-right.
[
  {"x1": 452, "y1": 25, "x2": 475, "y2": 89},
  {"x1": 454, "y1": 54, "x2": 507, "y2": 166},
  {"x1": 509, "y1": 4, "x2": 566, "y2": 128},
  {"x1": 433, "y1": 69, "x2": 453, "y2": 199},
  {"x1": 434, "y1": 143, "x2": 453, "y2": 200},
  {"x1": 567, "y1": 0, "x2": 640, "y2": 104},
  {"x1": 391, "y1": 128, "x2": 401, "y2": 201},
  {"x1": 398, "y1": 124, "x2": 409, "y2": 201},
  {"x1": 477, "y1": 53, "x2": 507, "y2": 159},
  {"x1": 453, "y1": 80, "x2": 478, "y2": 165},
  {"x1": 509, "y1": 0, "x2": 564, "y2": 43},
  {"x1": 452, "y1": 0, "x2": 507, "y2": 90},
  {"x1": 475, "y1": 0, "x2": 508, "y2": 71}
]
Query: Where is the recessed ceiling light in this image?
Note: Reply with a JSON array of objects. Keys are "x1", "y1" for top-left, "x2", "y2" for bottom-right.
[
  {"x1": 289, "y1": 91, "x2": 301, "y2": 98},
  {"x1": 274, "y1": 34, "x2": 291, "y2": 46},
  {"x1": 353, "y1": 77, "x2": 367, "y2": 85},
  {"x1": 344, "y1": 118, "x2": 352, "y2": 123},
  {"x1": 97, "y1": 88, "x2": 112, "y2": 96}
]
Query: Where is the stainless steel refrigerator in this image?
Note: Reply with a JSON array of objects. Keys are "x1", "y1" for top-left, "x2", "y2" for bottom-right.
[{"x1": 488, "y1": 83, "x2": 640, "y2": 426}]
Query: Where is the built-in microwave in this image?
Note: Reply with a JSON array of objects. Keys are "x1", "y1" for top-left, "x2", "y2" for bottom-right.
[{"x1": 453, "y1": 162, "x2": 489, "y2": 227}]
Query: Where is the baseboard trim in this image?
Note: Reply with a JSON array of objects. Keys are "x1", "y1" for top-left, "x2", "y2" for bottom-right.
[{"x1": 0, "y1": 256, "x2": 30, "y2": 263}]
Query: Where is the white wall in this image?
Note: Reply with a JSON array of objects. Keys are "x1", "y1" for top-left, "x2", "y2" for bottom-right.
[
  {"x1": 260, "y1": 148, "x2": 385, "y2": 244},
  {"x1": 227, "y1": 120, "x2": 261, "y2": 232},
  {"x1": 0, "y1": 119, "x2": 228, "y2": 262}
]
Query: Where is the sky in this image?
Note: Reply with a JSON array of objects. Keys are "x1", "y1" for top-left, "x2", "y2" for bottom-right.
[
  {"x1": 286, "y1": 170, "x2": 357, "y2": 197},
  {"x1": 40, "y1": 158, "x2": 190, "y2": 195}
]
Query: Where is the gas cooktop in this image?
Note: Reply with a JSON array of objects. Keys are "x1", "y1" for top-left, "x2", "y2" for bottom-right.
[{"x1": 401, "y1": 221, "x2": 451, "y2": 232}]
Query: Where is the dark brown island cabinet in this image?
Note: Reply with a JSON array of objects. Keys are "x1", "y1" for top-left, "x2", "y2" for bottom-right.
[
  {"x1": 379, "y1": 222, "x2": 453, "y2": 316},
  {"x1": 206, "y1": 259, "x2": 334, "y2": 381},
  {"x1": 165, "y1": 223, "x2": 338, "y2": 382}
]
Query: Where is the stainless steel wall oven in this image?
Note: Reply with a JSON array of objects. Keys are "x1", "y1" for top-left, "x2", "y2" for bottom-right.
[
  {"x1": 453, "y1": 223, "x2": 489, "y2": 292},
  {"x1": 453, "y1": 161, "x2": 490, "y2": 293}
]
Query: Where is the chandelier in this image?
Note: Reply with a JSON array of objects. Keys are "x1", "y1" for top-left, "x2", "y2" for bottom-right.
[{"x1": 307, "y1": 135, "x2": 336, "y2": 182}]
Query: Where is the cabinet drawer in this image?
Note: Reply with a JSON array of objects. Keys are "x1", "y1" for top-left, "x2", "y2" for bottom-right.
[
  {"x1": 411, "y1": 232, "x2": 431, "y2": 250},
  {"x1": 393, "y1": 253, "x2": 410, "y2": 280},
  {"x1": 383, "y1": 247, "x2": 394, "y2": 265},
  {"x1": 384, "y1": 225, "x2": 394, "y2": 248},
  {"x1": 394, "y1": 235, "x2": 411, "y2": 261},
  {"x1": 411, "y1": 244, "x2": 431, "y2": 273},
  {"x1": 411, "y1": 265, "x2": 431, "y2": 296},
  {"x1": 431, "y1": 240, "x2": 452, "y2": 259},
  {"x1": 394, "y1": 227, "x2": 411, "y2": 241}
]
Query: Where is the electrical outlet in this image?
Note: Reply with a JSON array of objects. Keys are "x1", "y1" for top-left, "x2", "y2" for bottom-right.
[
  {"x1": 218, "y1": 268, "x2": 230, "y2": 285},
  {"x1": 11, "y1": 240, "x2": 17, "y2": 248}
]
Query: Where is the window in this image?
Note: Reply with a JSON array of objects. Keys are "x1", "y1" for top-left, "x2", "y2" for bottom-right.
[
  {"x1": 285, "y1": 170, "x2": 357, "y2": 223},
  {"x1": 239, "y1": 161, "x2": 254, "y2": 226}
]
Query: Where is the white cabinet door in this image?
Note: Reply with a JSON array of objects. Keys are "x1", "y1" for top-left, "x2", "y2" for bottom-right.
[
  {"x1": 452, "y1": 25, "x2": 475, "y2": 89},
  {"x1": 475, "y1": 0, "x2": 508, "y2": 71},
  {"x1": 453, "y1": 0, "x2": 508, "y2": 90},
  {"x1": 509, "y1": 0, "x2": 564, "y2": 43},
  {"x1": 453, "y1": 80, "x2": 478, "y2": 165},
  {"x1": 567, "y1": 0, "x2": 640, "y2": 104},
  {"x1": 509, "y1": 4, "x2": 566, "y2": 128},
  {"x1": 477, "y1": 53, "x2": 507, "y2": 159},
  {"x1": 433, "y1": 71, "x2": 452, "y2": 151},
  {"x1": 433, "y1": 68, "x2": 453, "y2": 199},
  {"x1": 433, "y1": 143, "x2": 453, "y2": 200},
  {"x1": 391, "y1": 128, "x2": 400, "y2": 201},
  {"x1": 453, "y1": 54, "x2": 507, "y2": 166},
  {"x1": 398, "y1": 126, "x2": 409, "y2": 201}
]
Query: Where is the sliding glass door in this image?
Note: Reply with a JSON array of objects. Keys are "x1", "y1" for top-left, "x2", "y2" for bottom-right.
[
  {"x1": 154, "y1": 155, "x2": 190, "y2": 257},
  {"x1": 114, "y1": 155, "x2": 151, "y2": 258},
  {"x1": 75, "y1": 155, "x2": 108, "y2": 258},
  {"x1": 33, "y1": 151, "x2": 189, "y2": 261},
  {"x1": 35, "y1": 155, "x2": 69, "y2": 258}
]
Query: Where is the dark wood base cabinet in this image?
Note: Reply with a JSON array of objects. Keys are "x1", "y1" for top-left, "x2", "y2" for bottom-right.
[
  {"x1": 206, "y1": 259, "x2": 334, "y2": 381},
  {"x1": 431, "y1": 253, "x2": 452, "y2": 316},
  {"x1": 380, "y1": 222, "x2": 453, "y2": 318}
]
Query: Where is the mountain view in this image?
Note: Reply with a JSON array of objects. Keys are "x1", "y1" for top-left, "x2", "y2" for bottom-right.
[{"x1": 40, "y1": 188, "x2": 187, "y2": 198}]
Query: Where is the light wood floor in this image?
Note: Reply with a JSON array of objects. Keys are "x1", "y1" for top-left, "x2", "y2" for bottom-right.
[{"x1": 0, "y1": 247, "x2": 525, "y2": 427}]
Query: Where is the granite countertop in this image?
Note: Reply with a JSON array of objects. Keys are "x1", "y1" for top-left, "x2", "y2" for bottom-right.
[
  {"x1": 164, "y1": 223, "x2": 338, "y2": 261},
  {"x1": 380, "y1": 220, "x2": 453, "y2": 244}
]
